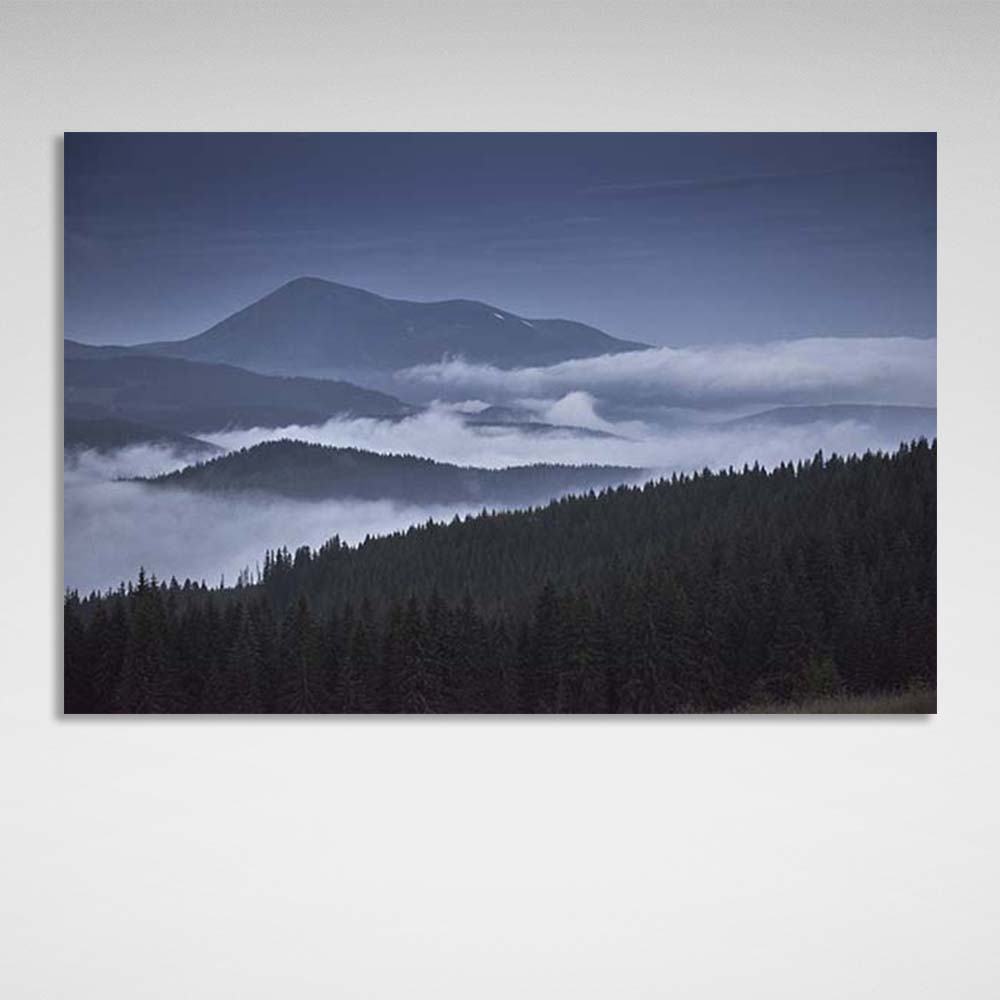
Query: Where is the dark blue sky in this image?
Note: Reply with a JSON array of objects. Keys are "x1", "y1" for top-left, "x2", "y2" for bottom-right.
[{"x1": 65, "y1": 133, "x2": 935, "y2": 347}]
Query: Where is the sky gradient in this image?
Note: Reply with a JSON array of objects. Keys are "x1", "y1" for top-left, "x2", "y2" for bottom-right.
[{"x1": 65, "y1": 133, "x2": 936, "y2": 347}]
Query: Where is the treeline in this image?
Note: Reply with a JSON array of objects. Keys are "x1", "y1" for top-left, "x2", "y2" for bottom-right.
[{"x1": 64, "y1": 440, "x2": 936, "y2": 713}]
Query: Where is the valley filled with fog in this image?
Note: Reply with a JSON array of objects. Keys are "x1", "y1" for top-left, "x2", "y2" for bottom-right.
[
  {"x1": 65, "y1": 445, "x2": 486, "y2": 594},
  {"x1": 65, "y1": 332, "x2": 936, "y2": 595}
]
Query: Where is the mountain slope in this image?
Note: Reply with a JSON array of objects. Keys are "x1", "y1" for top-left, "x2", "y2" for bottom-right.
[
  {"x1": 138, "y1": 276, "x2": 650, "y2": 375},
  {"x1": 64, "y1": 339, "x2": 141, "y2": 361},
  {"x1": 138, "y1": 439, "x2": 645, "y2": 505},
  {"x1": 64, "y1": 417, "x2": 220, "y2": 455},
  {"x1": 725, "y1": 404, "x2": 937, "y2": 438},
  {"x1": 64, "y1": 354, "x2": 414, "y2": 434}
]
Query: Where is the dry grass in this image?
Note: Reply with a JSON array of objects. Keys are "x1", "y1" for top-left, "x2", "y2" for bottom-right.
[{"x1": 737, "y1": 688, "x2": 936, "y2": 715}]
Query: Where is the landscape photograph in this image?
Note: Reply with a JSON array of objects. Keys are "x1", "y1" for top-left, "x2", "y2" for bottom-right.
[{"x1": 63, "y1": 132, "x2": 936, "y2": 714}]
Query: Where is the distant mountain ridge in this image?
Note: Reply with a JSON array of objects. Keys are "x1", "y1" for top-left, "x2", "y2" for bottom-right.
[
  {"x1": 135, "y1": 276, "x2": 650, "y2": 375},
  {"x1": 64, "y1": 352, "x2": 414, "y2": 434},
  {"x1": 64, "y1": 340, "x2": 140, "y2": 361},
  {"x1": 138, "y1": 439, "x2": 646, "y2": 505},
  {"x1": 724, "y1": 404, "x2": 937, "y2": 438},
  {"x1": 62, "y1": 343, "x2": 634, "y2": 444},
  {"x1": 463, "y1": 404, "x2": 624, "y2": 440},
  {"x1": 64, "y1": 417, "x2": 220, "y2": 456}
]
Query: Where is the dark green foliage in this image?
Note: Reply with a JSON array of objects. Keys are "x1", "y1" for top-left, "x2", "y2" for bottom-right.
[
  {"x1": 276, "y1": 598, "x2": 326, "y2": 713},
  {"x1": 64, "y1": 441, "x2": 936, "y2": 714},
  {"x1": 137, "y1": 439, "x2": 643, "y2": 505}
]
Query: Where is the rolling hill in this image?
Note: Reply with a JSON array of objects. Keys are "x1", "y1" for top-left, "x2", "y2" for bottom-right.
[{"x1": 137, "y1": 439, "x2": 645, "y2": 505}]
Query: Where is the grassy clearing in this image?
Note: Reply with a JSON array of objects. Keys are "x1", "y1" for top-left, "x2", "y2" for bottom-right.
[{"x1": 737, "y1": 688, "x2": 936, "y2": 715}]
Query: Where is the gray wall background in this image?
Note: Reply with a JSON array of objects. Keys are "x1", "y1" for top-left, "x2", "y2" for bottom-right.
[{"x1": 2, "y1": 2, "x2": 997, "y2": 997}]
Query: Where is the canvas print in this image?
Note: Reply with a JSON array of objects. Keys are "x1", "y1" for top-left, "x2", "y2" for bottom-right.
[{"x1": 63, "y1": 133, "x2": 936, "y2": 714}]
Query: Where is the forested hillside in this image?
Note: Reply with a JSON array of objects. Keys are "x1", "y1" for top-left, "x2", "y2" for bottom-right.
[
  {"x1": 64, "y1": 439, "x2": 936, "y2": 714},
  {"x1": 139, "y1": 439, "x2": 643, "y2": 504}
]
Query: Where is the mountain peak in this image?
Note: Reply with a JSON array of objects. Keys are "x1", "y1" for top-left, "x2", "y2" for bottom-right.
[
  {"x1": 137, "y1": 277, "x2": 651, "y2": 375},
  {"x1": 278, "y1": 275, "x2": 330, "y2": 290},
  {"x1": 271, "y1": 275, "x2": 375, "y2": 297}
]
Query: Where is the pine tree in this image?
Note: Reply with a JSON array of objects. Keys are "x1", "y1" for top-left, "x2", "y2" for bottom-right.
[
  {"x1": 525, "y1": 582, "x2": 561, "y2": 712},
  {"x1": 338, "y1": 599, "x2": 378, "y2": 713},
  {"x1": 397, "y1": 597, "x2": 435, "y2": 713},
  {"x1": 63, "y1": 594, "x2": 91, "y2": 712},
  {"x1": 116, "y1": 569, "x2": 171, "y2": 713},
  {"x1": 277, "y1": 597, "x2": 325, "y2": 713},
  {"x1": 228, "y1": 606, "x2": 264, "y2": 713}
]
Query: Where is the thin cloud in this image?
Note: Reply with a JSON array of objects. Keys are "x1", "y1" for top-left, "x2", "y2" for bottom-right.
[
  {"x1": 200, "y1": 404, "x2": 934, "y2": 476},
  {"x1": 399, "y1": 337, "x2": 936, "y2": 408},
  {"x1": 581, "y1": 162, "x2": 907, "y2": 199}
]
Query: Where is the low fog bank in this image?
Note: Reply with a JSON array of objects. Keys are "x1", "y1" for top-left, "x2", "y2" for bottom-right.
[
  {"x1": 202, "y1": 405, "x2": 935, "y2": 474},
  {"x1": 64, "y1": 442, "x2": 208, "y2": 483},
  {"x1": 397, "y1": 336, "x2": 937, "y2": 408},
  {"x1": 64, "y1": 475, "x2": 486, "y2": 595},
  {"x1": 64, "y1": 445, "x2": 480, "y2": 592}
]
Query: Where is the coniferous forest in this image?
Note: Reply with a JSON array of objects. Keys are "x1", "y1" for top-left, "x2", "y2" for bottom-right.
[{"x1": 64, "y1": 440, "x2": 936, "y2": 714}]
